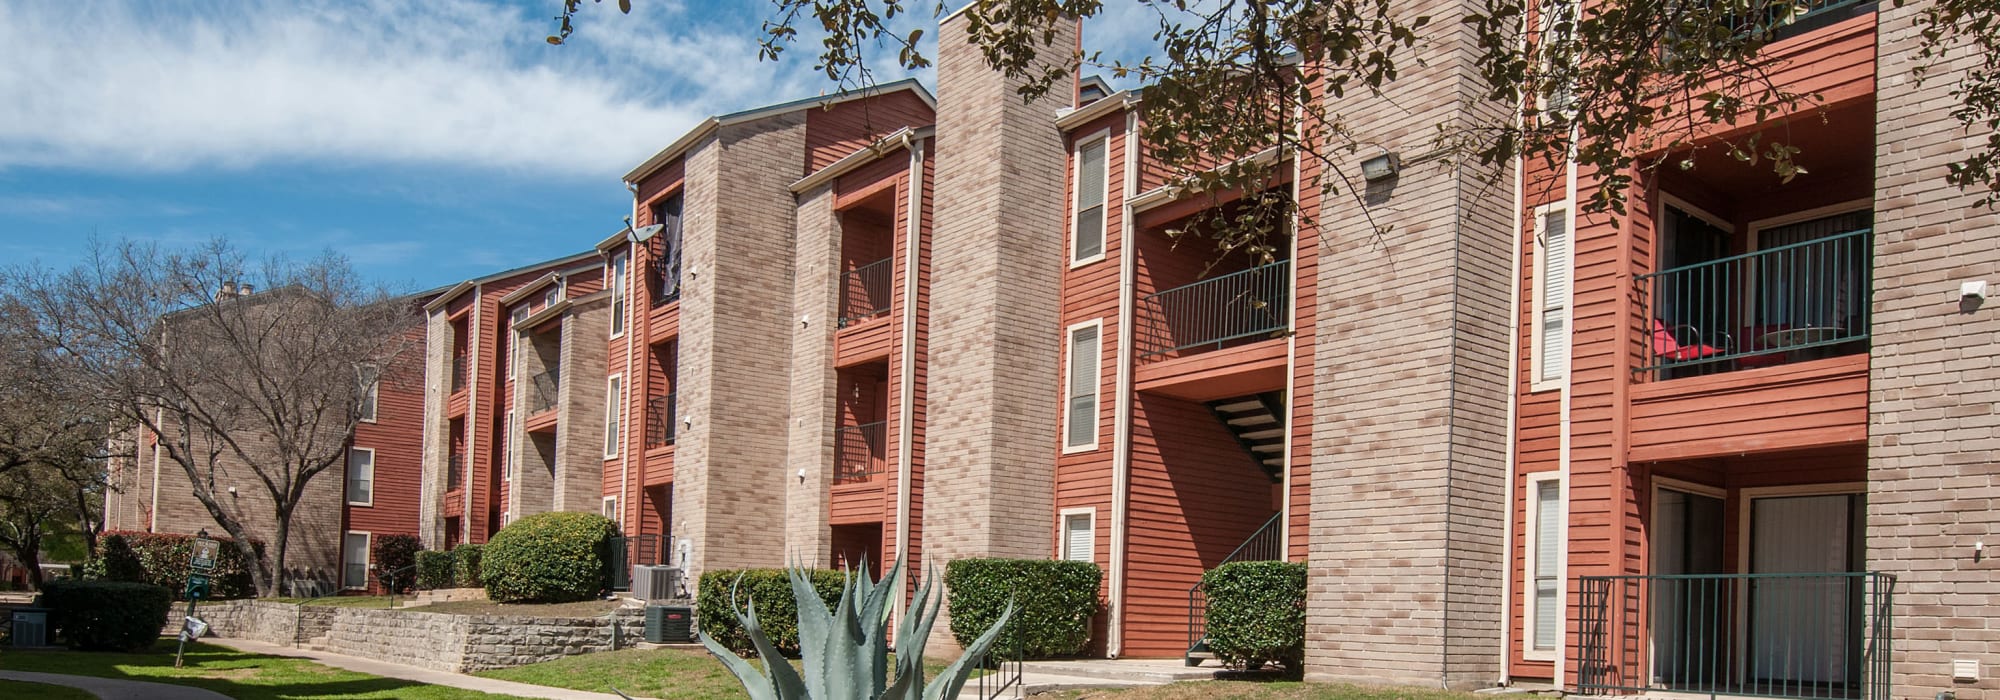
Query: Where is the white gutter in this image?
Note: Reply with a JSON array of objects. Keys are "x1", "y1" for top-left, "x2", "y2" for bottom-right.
[
  {"x1": 893, "y1": 132, "x2": 923, "y2": 621},
  {"x1": 1106, "y1": 111, "x2": 1141, "y2": 658},
  {"x1": 1277, "y1": 105, "x2": 1303, "y2": 560},
  {"x1": 621, "y1": 186, "x2": 639, "y2": 535},
  {"x1": 149, "y1": 407, "x2": 163, "y2": 532}
]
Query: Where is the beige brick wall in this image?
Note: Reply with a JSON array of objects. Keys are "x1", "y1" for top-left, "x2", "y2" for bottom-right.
[
  {"x1": 670, "y1": 115, "x2": 806, "y2": 585},
  {"x1": 1869, "y1": 4, "x2": 2000, "y2": 697},
  {"x1": 1305, "y1": 0, "x2": 1514, "y2": 685},
  {"x1": 512, "y1": 328, "x2": 559, "y2": 520},
  {"x1": 920, "y1": 9, "x2": 1075, "y2": 649},
  {"x1": 785, "y1": 185, "x2": 841, "y2": 565},
  {"x1": 420, "y1": 306, "x2": 452, "y2": 547},
  {"x1": 554, "y1": 300, "x2": 610, "y2": 513}
]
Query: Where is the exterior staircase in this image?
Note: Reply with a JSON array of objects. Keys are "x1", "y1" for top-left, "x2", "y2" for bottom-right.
[
  {"x1": 1207, "y1": 392, "x2": 1286, "y2": 481},
  {"x1": 1184, "y1": 512, "x2": 1285, "y2": 667}
]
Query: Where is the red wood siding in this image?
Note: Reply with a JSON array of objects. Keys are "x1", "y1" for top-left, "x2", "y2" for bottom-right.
[{"x1": 805, "y1": 90, "x2": 936, "y2": 173}]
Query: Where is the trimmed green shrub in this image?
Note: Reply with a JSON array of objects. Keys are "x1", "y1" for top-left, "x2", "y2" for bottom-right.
[
  {"x1": 416, "y1": 550, "x2": 456, "y2": 590},
  {"x1": 90, "y1": 534, "x2": 147, "y2": 583},
  {"x1": 37, "y1": 580, "x2": 172, "y2": 651},
  {"x1": 697, "y1": 568, "x2": 844, "y2": 657},
  {"x1": 371, "y1": 534, "x2": 421, "y2": 593},
  {"x1": 451, "y1": 543, "x2": 483, "y2": 588},
  {"x1": 480, "y1": 512, "x2": 617, "y2": 603},
  {"x1": 945, "y1": 558, "x2": 1101, "y2": 659},
  {"x1": 96, "y1": 530, "x2": 262, "y2": 599},
  {"x1": 1201, "y1": 560, "x2": 1306, "y2": 670}
]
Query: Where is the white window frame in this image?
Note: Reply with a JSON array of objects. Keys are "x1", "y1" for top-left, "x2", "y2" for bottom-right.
[
  {"x1": 609, "y1": 251, "x2": 629, "y2": 339},
  {"x1": 1531, "y1": 200, "x2": 1573, "y2": 392},
  {"x1": 358, "y1": 365, "x2": 380, "y2": 423},
  {"x1": 604, "y1": 374, "x2": 623, "y2": 458},
  {"x1": 1061, "y1": 319, "x2": 1103, "y2": 453},
  {"x1": 503, "y1": 409, "x2": 515, "y2": 482},
  {"x1": 508, "y1": 306, "x2": 530, "y2": 378},
  {"x1": 345, "y1": 447, "x2": 375, "y2": 507},
  {"x1": 544, "y1": 279, "x2": 563, "y2": 308},
  {"x1": 1523, "y1": 472, "x2": 1565, "y2": 660},
  {"x1": 342, "y1": 531, "x2": 371, "y2": 591},
  {"x1": 1059, "y1": 507, "x2": 1096, "y2": 563},
  {"x1": 602, "y1": 495, "x2": 620, "y2": 525},
  {"x1": 1535, "y1": 0, "x2": 1581, "y2": 117},
  {"x1": 1069, "y1": 130, "x2": 1112, "y2": 268}
]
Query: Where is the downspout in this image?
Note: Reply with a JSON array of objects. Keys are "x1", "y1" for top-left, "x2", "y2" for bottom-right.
[
  {"x1": 1498, "y1": 128, "x2": 1528, "y2": 687},
  {"x1": 1106, "y1": 106, "x2": 1140, "y2": 659},
  {"x1": 894, "y1": 133, "x2": 923, "y2": 626},
  {"x1": 1277, "y1": 100, "x2": 1304, "y2": 560}
]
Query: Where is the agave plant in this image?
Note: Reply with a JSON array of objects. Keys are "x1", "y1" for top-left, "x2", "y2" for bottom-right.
[{"x1": 697, "y1": 561, "x2": 1015, "y2": 700}]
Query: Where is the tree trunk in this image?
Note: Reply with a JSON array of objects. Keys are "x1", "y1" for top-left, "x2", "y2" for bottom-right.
[
  {"x1": 10, "y1": 533, "x2": 44, "y2": 591},
  {"x1": 269, "y1": 517, "x2": 290, "y2": 598}
]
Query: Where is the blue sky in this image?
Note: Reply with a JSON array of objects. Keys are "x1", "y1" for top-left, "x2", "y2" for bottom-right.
[{"x1": 0, "y1": 0, "x2": 1155, "y2": 293}]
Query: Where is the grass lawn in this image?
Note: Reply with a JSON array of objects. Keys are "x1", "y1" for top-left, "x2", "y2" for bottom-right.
[
  {"x1": 1043, "y1": 680, "x2": 1486, "y2": 700},
  {"x1": 0, "y1": 639, "x2": 531, "y2": 699},
  {"x1": 0, "y1": 678, "x2": 95, "y2": 699},
  {"x1": 478, "y1": 646, "x2": 975, "y2": 700}
]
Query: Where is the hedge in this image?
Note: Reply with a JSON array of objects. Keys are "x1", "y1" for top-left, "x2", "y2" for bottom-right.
[
  {"x1": 416, "y1": 550, "x2": 456, "y2": 590},
  {"x1": 1200, "y1": 561, "x2": 1306, "y2": 670},
  {"x1": 451, "y1": 543, "x2": 484, "y2": 588},
  {"x1": 94, "y1": 530, "x2": 263, "y2": 600},
  {"x1": 89, "y1": 534, "x2": 147, "y2": 583},
  {"x1": 38, "y1": 580, "x2": 172, "y2": 651},
  {"x1": 696, "y1": 568, "x2": 844, "y2": 657},
  {"x1": 372, "y1": 534, "x2": 421, "y2": 593},
  {"x1": 945, "y1": 558, "x2": 1100, "y2": 659},
  {"x1": 480, "y1": 512, "x2": 618, "y2": 603}
]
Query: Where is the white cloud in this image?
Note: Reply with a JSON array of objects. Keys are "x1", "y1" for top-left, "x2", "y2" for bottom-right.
[{"x1": 0, "y1": 0, "x2": 821, "y2": 178}]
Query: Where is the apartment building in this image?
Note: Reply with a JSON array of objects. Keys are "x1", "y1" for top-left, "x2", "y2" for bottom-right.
[{"x1": 104, "y1": 285, "x2": 430, "y2": 596}]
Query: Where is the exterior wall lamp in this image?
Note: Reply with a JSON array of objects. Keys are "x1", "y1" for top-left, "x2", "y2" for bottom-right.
[{"x1": 1361, "y1": 152, "x2": 1401, "y2": 181}]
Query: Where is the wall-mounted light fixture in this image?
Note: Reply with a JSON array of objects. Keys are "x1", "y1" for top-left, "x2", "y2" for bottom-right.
[{"x1": 1361, "y1": 152, "x2": 1401, "y2": 182}]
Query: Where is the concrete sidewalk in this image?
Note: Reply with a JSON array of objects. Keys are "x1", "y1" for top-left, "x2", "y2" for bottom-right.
[
  {"x1": 1, "y1": 670, "x2": 234, "y2": 700},
  {"x1": 211, "y1": 638, "x2": 648, "y2": 700}
]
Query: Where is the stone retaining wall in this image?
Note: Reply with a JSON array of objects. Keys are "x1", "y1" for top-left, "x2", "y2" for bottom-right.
[{"x1": 188, "y1": 599, "x2": 642, "y2": 673}]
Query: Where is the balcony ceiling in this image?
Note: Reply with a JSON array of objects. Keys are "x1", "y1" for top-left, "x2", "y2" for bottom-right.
[{"x1": 1661, "y1": 99, "x2": 1874, "y2": 213}]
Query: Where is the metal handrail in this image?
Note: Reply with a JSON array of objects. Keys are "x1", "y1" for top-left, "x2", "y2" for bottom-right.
[
  {"x1": 975, "y1": 588, "x2": 1025, "y2": 699},
  {"x1": 1576, "y1": 571, "x2": 1894, "y2": 700},
  {"x1": 833, "y1": 420, "x2": 888, "y2": 484},
  {"x1": 1139, "y1": 260, "x2": 1291, "y2": 359},
  {"x1": 528, "y1": 368, "x2": 561, "y2": 414},
  {"x1": 838, "y1": 257, "x2": 894, "y2": 327},
  {"x1": 645, "y1": 393, "x2": 676, "y2": 449},
  {"x1": 1635, "y1": 227, "x2": 1870, "y2": 379},
  {"x1": 1186, "y1": 512, "x2": 1285, "y2": 662}
]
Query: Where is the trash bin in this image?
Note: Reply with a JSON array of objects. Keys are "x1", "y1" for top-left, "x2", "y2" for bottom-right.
[{"x1": 11, "y1": 608, "x2": 48, "y2": 647}]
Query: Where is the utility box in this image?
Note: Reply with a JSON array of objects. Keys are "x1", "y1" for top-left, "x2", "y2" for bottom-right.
[
  {"x1": 644, "y1": 605, "x2": 694, "y2": 644},
  {"x1": 11, "y1": 608, "x2": 48, "y2": 647}
]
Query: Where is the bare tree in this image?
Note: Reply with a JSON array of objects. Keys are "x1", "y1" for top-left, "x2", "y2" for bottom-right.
[{"x1": 5, "y1": 239, "x2": 419, "y2": 596}]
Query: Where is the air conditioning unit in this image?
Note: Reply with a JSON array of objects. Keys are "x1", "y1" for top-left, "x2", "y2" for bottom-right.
[
  {"x1": 10, "y1": 608, "x2": 48, "y2": 648},
  {"x1": 631, "y1": 565, "x2": 684, "y2": 602},
  {"x1": 645, "y1": 605, "x2": 695, "y2": 644}
]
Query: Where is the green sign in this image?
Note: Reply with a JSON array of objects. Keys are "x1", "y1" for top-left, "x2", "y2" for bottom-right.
[{"x1": 185, "y1": 573, "x2": 211, "y2": 600}]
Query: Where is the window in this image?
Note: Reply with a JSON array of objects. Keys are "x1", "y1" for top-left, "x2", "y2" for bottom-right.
[
  {"x1": 503, "y1": 409, "x2": 515, "y2": 482},
  {"x1": 357, "y1": 365, "x2": 379, "y2": 422},
  {"x1": 1537, "y1": 0, "x2": 1579, "y2": 115},
  {"x1": 609, "y1": 252, "x2": 629, "y2": 338},
  {"x1": 604, "y1": 375, "x2": 623, "y2": 458},
  {"x1": 1063, "y1": 321, "x2": 1102, "y2": 452},
  {"x1": 1061, "y1": 509, "x2": 1095, "y2": 562},
  {"x1": 544, "y1": 280, "x2": 563, "y2": 308},
  {"x1": 653, "y1": 195, "x2": 685, "y2": 304},
  {"x1": 342, "y1": 532, "x2": 370, "y2": 590},
  {"x1": 1532, "y1": 202, "x2": 1571, "y2": 390},
  {"x1": 1526, "y1": 475, "x2": 1564, "y2": 657},
  {"x1": 346, "y1": 448, "x2": 374, "y2": 506},
  {"x1": 1071, "y1": 134, "x2": 1109, "y2": 265},
  {"x1": 602, "y1": 496, "x2": 620, "y2": 523}
]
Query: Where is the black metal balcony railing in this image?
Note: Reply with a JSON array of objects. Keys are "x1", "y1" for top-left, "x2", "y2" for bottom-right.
[
  {"x1": 645, "y1": 393, "x2": 677, "y2": 449},
  {"x1": 1577, "y1": 572, "x2": 1894, "y2": 700},
  {"x1": 446, "y1": 453, "x2": 464, "y2": 490},
  {"x1": 450, "y1": 354, "x2": 468, "y2": 393},
  {"x1": 833, "y1": 420, "x2": 888, "y2": 484},
  {"x1": 1138, "y1": 260, "x2": 1292, "y2": 359},
  {"x1": 605, "y1": 533, "x2": 671, "y2": 591},
  {"x1": 527, "y1": 368, "x2": 560, "y2": 414},
  {"x1": 838, "y1": 257, "x2": 893, "y2": 328},
  {"x1": 1637, "y1": 228, "x2": 1870, "y2": 380},
  {"x1": 652, "y1": 257, "x2": 682, "y2": 308}
]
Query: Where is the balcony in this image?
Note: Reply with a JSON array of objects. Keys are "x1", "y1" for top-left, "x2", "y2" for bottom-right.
[
  {"x1": 833, "y1": 420, "x2": 887, "y2": 484},
  {"x1": 527, "y1": 368, "x2": 560, "y2": 415},
  {"x1": 450, "y1": 354, "x2": 468, "y2": 393},
  {"x1": 1637, "y1": 227, "x2": 1870, "y2": 381},
  {"x1": 838, "y1": 257, "x2": 893, "y2": 328},
  {"x1": 1138, "y1": 260, "x2": 1291, "y2": 360},
  {"x1": 651, "y1": 259, "x2": 681, "y2": 308},
  {"x1": 645, "y1": 393, "x2": 676, "y2": 449},
  {"x1": 1685, "y1": 0, "x2": 1872, "y2": 43},
  {"x1": 1577, "y1": 572, "x2": 1893, "y2": 700}
]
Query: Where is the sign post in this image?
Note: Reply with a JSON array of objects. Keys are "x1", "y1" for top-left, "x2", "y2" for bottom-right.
[{"x1": 175, "y1": 530, "x2": 219, "y2": 668}]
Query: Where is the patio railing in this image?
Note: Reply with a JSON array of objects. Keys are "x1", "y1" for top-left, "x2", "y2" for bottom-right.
[
  {"x1": 1576, "y1": 572, "x2": 1894, "y2": 700},
  {"x1": 527, "y1": 368, "x2": 560, "y2": 414},
  {"x1": 833, "y1": 420, "x2": 888, "y2": 484},
  {"x1": 1637, "y1": 228, "x2": 1870, "y2": 380},
  {"x1": 450, "y1": 354, "x2": 468, "y2": 393},
  {"x1": 839, "y1": 257, "x2": 894, "y2": 327},
  {"x1": 645, "y1": 393, "x2": 676, "y2": 449},
  {"x1": 1139, "y1": 260, "x2": 1291, "y2": 360},
  {"x1": 446, "y1": 453, "x2": 464, "y2": 491}
]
